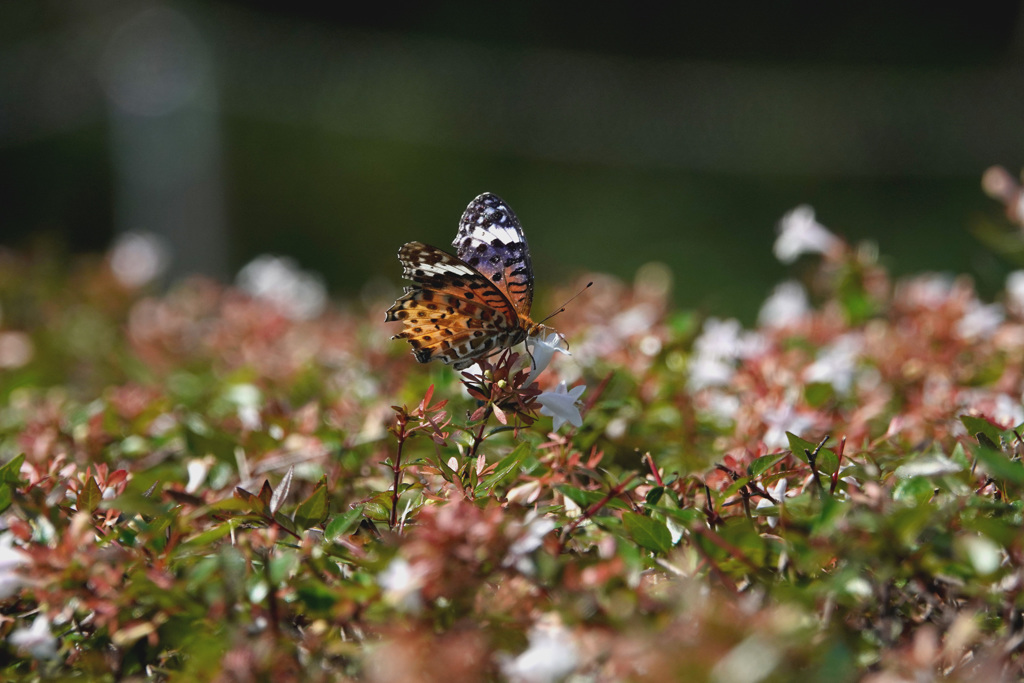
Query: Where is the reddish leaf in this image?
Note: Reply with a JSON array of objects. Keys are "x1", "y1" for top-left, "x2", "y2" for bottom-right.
[
  {"x1": 258, "y1": 480, "x2": 273, "y2": 506},
  {"x1": 80, "y1": 476, "x2": 102, "y2": 513}
]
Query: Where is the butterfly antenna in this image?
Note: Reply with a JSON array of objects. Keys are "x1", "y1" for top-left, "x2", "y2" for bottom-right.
[{"x1": 538, "y1": 281, "x2": 593, "y2": 325}]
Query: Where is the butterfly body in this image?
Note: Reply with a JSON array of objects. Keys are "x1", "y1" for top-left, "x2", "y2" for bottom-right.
[{"x1": 386, "y1": 193, "x2": 542, "y2": 369}]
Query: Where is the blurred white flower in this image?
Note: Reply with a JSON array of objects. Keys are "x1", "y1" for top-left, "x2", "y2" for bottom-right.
[
  {"x1": 758, "y1": 281, "x2": 810, "y2": 329},
  {"x1": 712, "y1": 635, "x2": 782, "y2": 683},
  {"x1": 525, "y1": 332, "x2": 571, "y2": 385},
  {"x1": 504, "y1": 512, "x2": 556, "y2": 574},
  {"x1": 236, "y1": 255, "x2": 327, "y2": 321},
  {"x1": 694, "y1": 318, "x2": 746, "y2": 359},
  {"x1": 956, "y1": 301, "x2": 1004, "y2": 341},
  {"x1": 1006, "y1": 271, "x2": 1024, "y2": 313},
  {"x1": 500, "y1": 616, "x2": 579, "y2": 683},
  {"x1": 0, "y1": 532, "x2": 30, "y2": 599},
  {"x1": 773, "y1": 205, "x2": 841, "y2": 264},
  {"x1": 755, "y1": 478, "x2": 787, "y2": 529},
  {"x1": 688, "y1": 318, "x2": 764, "y2": 391},
  {"x1": 699, "y1": 390, "x2": 741, "y2": 425},
  {"x1": 687, "y1": 354, "x2": 735, "y2": 391},
  {"x1": 9, "y1": 614, "x2": 58, "y2": 660},
  {"x1": 959, "y1": 535, "x2": 1002, "y2": 575},
  {"x1": 994, "y1": 393, "x2": 1024, "y2": 428},
  {"x1": 762, "y1": 401, "x2": 816, "y2": 450},
  {"x1": 0, "y1": 331, "x2": 34, "y2": 369},
  {"x1": 805, "y1": 334, "x2": 863, "y2": 395},
  {"x1": 377, "y1": 557, "x2": 426, "y2": 614},
  {"x1": 109, "y1": 231, "x2": 171, "y2": 288},
  {"x1": 898, "y1": 273, "x2": 955, "y2": 309},
  {"x1": 505, "y1": 480, "x2": 542, "y2": 506},
  {"x1": 185, "y1": 457, "x2": 211, "y2": 494},
  {"x1": 537, "y1": 382, "x2": 585, "y2": 431}
]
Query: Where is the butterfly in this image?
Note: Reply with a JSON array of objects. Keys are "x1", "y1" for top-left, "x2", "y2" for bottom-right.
[{"x1": 386, "y1": 192, "x2": 544, "y2": 370}]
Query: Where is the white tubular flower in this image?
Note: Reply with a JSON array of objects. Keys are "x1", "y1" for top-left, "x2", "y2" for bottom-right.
[
  {"x1": 9, "y1": 614, "x2": 58, "y2": 660},
  {"x1": 755, "y1": 478, "x2": 788, "y2": 529},
  {"x1": 536, "y1": 382, "x2": 586, "y2": 431},
  {"x1": 525, "y1": 332, "x2": 571, "y2": 385},
  {"x1": 0, "y1": 532, "x2": 30, "y2": 599},
  {"x1": 1007, "y1": 271, "x2": 1024, "y2": 313},
  {"x1": 773, "y1": 205, "x2": 841, "y2": 264},
  {"x1": 758, "y1": 281, "x2": 810, "y2": 329},
  {"x1": 377, "y1": 557, "x2": 426, "y2": 614},
  {"x1": 500, "y1": 616, "x2": 579, "y2": 683},
  {"x1": 236, "y1": 255, "x2": 327, "y2": 321},
  {"x1": 956, "y1": 301, "x2": 1004, "y2": 341}
]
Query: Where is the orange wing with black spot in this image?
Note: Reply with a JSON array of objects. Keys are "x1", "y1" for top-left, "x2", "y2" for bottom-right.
[{"x1": 385, "y1": 241, "x2": 530, "y2": 369}]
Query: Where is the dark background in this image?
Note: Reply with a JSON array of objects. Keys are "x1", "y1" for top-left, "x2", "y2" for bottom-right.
[{"x1": 2, "y1": 1, "x2": 1022, "y2": 321}]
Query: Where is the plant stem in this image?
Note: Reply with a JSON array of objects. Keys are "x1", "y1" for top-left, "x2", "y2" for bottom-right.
[{"x1": 389, "y1": 420, "x2": 407, "y2": 531}]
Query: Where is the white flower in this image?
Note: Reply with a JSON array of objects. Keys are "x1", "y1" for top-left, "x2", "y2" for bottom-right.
[
  {"x1": 109, "y1": 231, "x2": 170, "y2": 288},
  {"x1": 758, "y1": 281, "x2": 810, "y2": 329},
  {"x1": 694, "y1": 318, "x2": 745, "y2": 359},
  {"x1": 762, "y1": 401, "x2": 816, "y2": 450},
  {"x1": 505, "y1": 512, "x2": 557, "y2": 574},
  {"x1": 956, "y1": 301, "x2": 1004, "y2": 341},
  {"x1": 537, "y1": 382, "x2": 585, "y2": 431},
  {"x1": 755, "y1": 478, "x2": 787, "y2": 529},
  {"x1": 0, "y1": 532, "x2": 30, "y2": 599},
  {"x1": 0, "y1": 331, "x2": 34, "y2": 369},
  {"x1": 185, "y1": 458, "x2": 211, "y2": 494},
  {"x1": 500, "y1": 616, "x2": 579, "y2": 683},
  {"x1": 898, "y1": 273, "x2": 955, "y2": 309},
  {"x1": 994, "y1": 393, "x2": 1024, "y2": 428},
  {"x1": 687, "y1": 318, "x2": 764, "y2": 391},
  {"x1": 526, "y1": 333, "x2": 571, "y2": 385},
  {"x1": 804, "y1": 333, "x2": 863, "y2": 395},
  {"x1": 773, "y1": 205, "x2": 841, "y2": 264},
  {"x1": 1006, "y1": 271, "x2": 1024, "y2": 313},
  {"x1": 687, "y1": 354, "x2": 735, "y2": 391},
  {"x1": 699, "y1": 390, "x2": 741, "y2": 425},
  {"x1": 377, "y1": 557, "x2": 426, "y2": 614},
  {"x1": 9, "y1": 614, "x2": 58, "y2": 660},
  {"x1": 236, "y1": 255, "x2": 327, "y2": 321}
]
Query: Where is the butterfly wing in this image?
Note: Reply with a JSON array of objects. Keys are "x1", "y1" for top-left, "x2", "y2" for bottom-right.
[
  {"x1": 453, "y1": 193, "x2": 534, "y2": 316},
  {"x1": 385, "y1": 241, "x2": 524, "y2": 368}
]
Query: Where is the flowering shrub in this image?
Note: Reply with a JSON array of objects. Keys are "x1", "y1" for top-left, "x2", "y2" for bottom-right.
[{"x1": 3, "y1": 184, "x2": 1024, "y2": 681}]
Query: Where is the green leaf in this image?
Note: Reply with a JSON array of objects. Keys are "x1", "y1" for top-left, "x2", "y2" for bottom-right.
[
  {"x1": 180, "y1": 521, "x2": 236, "y2": 551},
  {"x1": 645, "y1": 486, "x2": 665, "y2": 506},
  {"x1": 622, "y1": 511, "x2": 672, "y2": 553},
  {"x1": 972, "y1": 444, "x2": 1024, "y2": 487},
  {"x1": 363, "y1": 499, "x2": 391, "y2": 522},
  {"x1": 0, "y1": 454, "x2": 26, "y2": 485},
  {"x1": 960, "y1": 415, "x2": 1004, "y2": 445},
  {"x1": 892, "y1": 477, "x2": 935, "y2": 506},
  {"x1": 475, "y1": 443, "x2": 531, "y2": 495},
  {"x1": 0, "y1": 484, "x2": 11, "y2": 514},
  {"x1": 786, "y1": 432, "x2": 837, "y2": 475},
  {"x1": 80, "y1": 476, "x2": 102, "y2": 513},
  {"x1": 557, "y1": 485, "x2": 632, "y2": 512},
  {"x1": 296, "y1": 581, "x2": 338, "y2": 612},
  {"x1": 650, "y1": 505, "x2": 705, "y2": 527},
  {"x1": 816, "y1": 449, "x2": 839, "y2": 476},
  {"x1": 324, "y1": 506, "x2": 364, "y2": 542},
  {"x1": 558, "y1": 485, "x2": 605, "y2": 509},
  {"x1": 293, "y1": 481, "x2": 329, "y2": 530},
  {"x1": 748, "y1": 454, "x2": 785, "y2": 479}
]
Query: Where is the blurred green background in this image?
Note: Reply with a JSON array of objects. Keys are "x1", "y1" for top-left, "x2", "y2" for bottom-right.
[{"x1": 2, "y1": 2, "x2": 1022, "y2": 322}]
